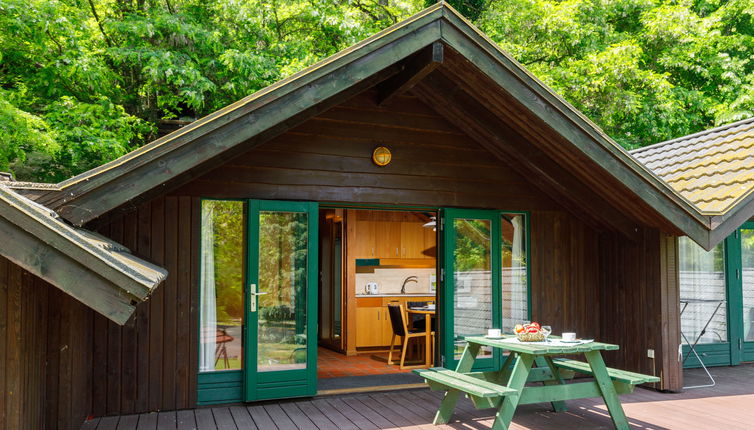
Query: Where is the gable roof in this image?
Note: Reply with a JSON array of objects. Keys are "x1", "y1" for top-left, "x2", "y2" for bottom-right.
[
  {"x1": 632, "y1": 117, "x2": 754, "y2": 247},
  {"x1": 0, "y1": 185, "x2": 166, "y2": 324},
  {"x1": 20, "y1": 3, "x2": 734, "y2": 249}
]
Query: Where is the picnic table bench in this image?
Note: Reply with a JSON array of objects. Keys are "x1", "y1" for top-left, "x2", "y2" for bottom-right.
[{"x1": 415, "y1": 335, "x2": 660, "y2": 430}]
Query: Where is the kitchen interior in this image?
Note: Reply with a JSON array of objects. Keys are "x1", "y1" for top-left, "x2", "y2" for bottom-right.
[{"x1": 318, "y1": 208, "x2": 437, "y2": 389}]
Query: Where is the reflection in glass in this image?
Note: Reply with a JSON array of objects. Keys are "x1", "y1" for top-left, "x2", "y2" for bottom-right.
[
  {"x1": 502, "y1": 214, "x2": 527, "y2": 332},
  {"x1": 257, "y1": 211, "x2": 308, "y2": 372},
  {"x1": 199, "y1": 200, "x2": 245, "y2": 372},
  {"x1": 741, "y1": 230, "x2": 754, "y2": 341},
  {"x1": 679, "y1": 237, "x2": 727, "y2": 344},
  {"x1": 453, "y1": 219, "x2": 492, "y2": 359}
]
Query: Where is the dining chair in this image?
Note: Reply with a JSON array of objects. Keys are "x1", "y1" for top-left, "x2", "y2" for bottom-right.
[{"x1": 386, "y1": 304, "x2": 434, "y2": 369}]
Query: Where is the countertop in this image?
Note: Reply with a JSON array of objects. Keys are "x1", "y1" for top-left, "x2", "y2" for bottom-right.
[{"x1": 355, "y1": 293, "x2": 435, "y2": 297}]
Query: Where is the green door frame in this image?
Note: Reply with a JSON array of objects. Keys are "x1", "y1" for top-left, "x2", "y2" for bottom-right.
[
  {"x1": 244, "y1": 199, "x2": 319, "y2": 401},
  {"x1": 440, "y1": 208, "x2": 502, "y2": 371}
]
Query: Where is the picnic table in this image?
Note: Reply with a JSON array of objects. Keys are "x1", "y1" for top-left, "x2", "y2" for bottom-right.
[{"x1": 415, "y1": 335, "x2": 659, "y2": 430}]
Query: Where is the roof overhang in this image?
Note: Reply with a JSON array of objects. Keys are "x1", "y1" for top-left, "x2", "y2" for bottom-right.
[
  {"x1": 25, "y1": 3, "x2": 724, "y2": 249},
  {"x1": 0, "y1": 186, "x2": 166, "y2": 324}
]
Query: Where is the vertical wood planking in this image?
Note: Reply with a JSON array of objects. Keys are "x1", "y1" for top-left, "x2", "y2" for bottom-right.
[
  {"x1": 0, "y1": 257, "x2": 7, "y2": 429},
  {"x1": 178, "y1": 196, "x2": 194, "y2": 408},
  {"x1": 121, "y1": 212, "x2": 138, "y2": 414},
  {"x1": 149, "y1": 198, "x2": 166, "y2": 411},
  {"x1": 162, "y1": 196, "x2": 178, "y2": 410},
  {"x1": 136, "y1": 202, "x2": 152, "y2": 412},
  {"x1": 6, "y1": 264, "x2": 22, "y2": 428},
  {"x1": 188, "y1": 196, "x2": 199, "y2": 407}
]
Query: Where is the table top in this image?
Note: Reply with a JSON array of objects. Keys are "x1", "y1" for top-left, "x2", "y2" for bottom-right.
[
  {"x1": 407, "y1": 307, "x2": 435, "y2": 314},
  {"x1": 465, "y1": 335, "x2": 618, "y2": 355}
]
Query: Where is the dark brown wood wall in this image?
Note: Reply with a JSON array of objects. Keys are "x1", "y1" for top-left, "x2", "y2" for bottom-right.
[
  {"x1": 171, "y1": 91, "x2": 556, "y2": 212},
  {"x1": 598, "y1": 229, "x2": 682, "y2": 391},
  {"x1": 88, "y1": 196, "x2": 199, "y2": 416},
  {"x1": 529, "y1": 211, "x2": 601, "y2": 339},
  {"x1": 0, "y1": 256, "x2": 93, "y2": 430}
]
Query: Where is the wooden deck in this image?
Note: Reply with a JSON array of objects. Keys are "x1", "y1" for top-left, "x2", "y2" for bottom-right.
[{"x1": 82, "y1": 364, "x2": 754, "y2": 430}]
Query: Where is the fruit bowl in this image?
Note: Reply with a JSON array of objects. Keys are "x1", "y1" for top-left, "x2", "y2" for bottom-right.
[{"x1": 516, "y1": 331, "x2": 545, "y2": 342}]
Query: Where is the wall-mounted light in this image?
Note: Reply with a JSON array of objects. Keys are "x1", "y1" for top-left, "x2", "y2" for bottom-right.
[{"x1": 372, "y1": 146, "x2": 392, "y2": 166}]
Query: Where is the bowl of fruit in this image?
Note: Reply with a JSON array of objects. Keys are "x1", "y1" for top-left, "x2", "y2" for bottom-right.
[{"x1": 514, "y1": 322, "x2": 549, "y2": 342}]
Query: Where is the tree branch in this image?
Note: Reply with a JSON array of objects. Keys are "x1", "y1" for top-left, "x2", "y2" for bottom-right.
[{"x1": 87, "y1": 0, "x2": 113, "y2": 47}]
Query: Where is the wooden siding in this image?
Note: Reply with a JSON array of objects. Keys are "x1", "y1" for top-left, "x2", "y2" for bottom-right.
[
  {"x1": 171, "y1": 91, "x2": 556, "y2": 211},
  {"x1": 530, "y1": 211, "x2": 601, "y2": 339},
  {"x1": 0, "y1": 256, "x2": 93, "y2": 430},
  {"x1": 598, "y1": 229, "x2": 682, "y2": 392},
  {"x1": 88, "y1": 197, "x2": 198, "y2": 417}
]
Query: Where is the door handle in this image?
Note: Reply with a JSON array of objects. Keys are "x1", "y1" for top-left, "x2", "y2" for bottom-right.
[{"x1": 249, "y1": 284, "x2": 268, "y2": 312}]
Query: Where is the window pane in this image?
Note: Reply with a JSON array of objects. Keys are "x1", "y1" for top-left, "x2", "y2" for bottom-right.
[
  {"x1": 502, "y1": 214, "x2": 527, "y2": 332},
  {"x1": 199, "y1": 200, "x2": 245, "y2": 372},
  {"x1": 741, "y1": 229, "x2": 754, "y2": 341},
  {"x1": 257, "y1": 211, "x2": 309, "y2": 372},
  {"x1": 453, "y1": 219, "x2": 492, "y2": 359},
  {"x1": 679, "y1": 237, "x2": 727, "y2": 344}
]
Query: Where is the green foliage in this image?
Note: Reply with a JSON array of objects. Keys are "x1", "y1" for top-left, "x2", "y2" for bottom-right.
[
  {"x1": 1, "y1": 0, "x2": 753, "y2": 181},
  {"x1": 208, "y1": 200, "x2": 245, "y2": 324},
  {"x1": 477, "y1": 0, "x2": 754, "y2": 148}
]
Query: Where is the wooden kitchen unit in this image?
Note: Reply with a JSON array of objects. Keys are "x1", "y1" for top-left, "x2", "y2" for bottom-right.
[
  {"x1": 355, "y1": 296, "x2": 436, "y2": 348},
  {"x1": 341, "y1": 209, "x2": 438, "y2": 358}
]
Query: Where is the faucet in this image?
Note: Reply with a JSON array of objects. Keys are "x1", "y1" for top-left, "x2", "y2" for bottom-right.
[{"x1": 401, "y1": 276, "x2": 418, "y2": 294}]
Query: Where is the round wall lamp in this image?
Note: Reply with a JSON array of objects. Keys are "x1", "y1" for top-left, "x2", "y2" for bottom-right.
[{"x1": 372, "y1": 146, "x2": 392, "y2": 166}]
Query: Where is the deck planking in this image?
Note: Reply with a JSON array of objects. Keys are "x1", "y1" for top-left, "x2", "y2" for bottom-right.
[{"x1": 82, "y1": 365, "x2": 754, "y2": 430}]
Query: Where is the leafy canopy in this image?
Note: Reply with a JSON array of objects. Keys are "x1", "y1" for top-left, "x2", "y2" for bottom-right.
[{"x1": 0, "y1": 0, "x2": 752, "y2": 180}]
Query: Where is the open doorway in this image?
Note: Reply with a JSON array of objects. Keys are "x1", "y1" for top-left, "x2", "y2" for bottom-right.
[{"x1": 318, "y1": 208, "x2": 438, "y2": 392}]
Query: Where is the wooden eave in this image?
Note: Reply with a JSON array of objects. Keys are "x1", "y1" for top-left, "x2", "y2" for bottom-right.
[
  {"x1": 28, "y1": 3, "x2": 723, "y2": 249},
  {"x1": 0, "y1": 186, "x2": 166, "y2": 324}
]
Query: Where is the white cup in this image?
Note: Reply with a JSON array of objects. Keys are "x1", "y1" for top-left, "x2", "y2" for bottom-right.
[
  {"x1": 487, "y1": 328, "x2": 501, "y2": 337},
  {"x1": 562, "y1": 332, "x2": 576, "y2": 341}
]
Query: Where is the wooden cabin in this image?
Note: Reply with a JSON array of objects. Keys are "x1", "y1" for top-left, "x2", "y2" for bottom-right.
[{"x1": 1, "y1": 4, "x2": 752, "y2": 429}]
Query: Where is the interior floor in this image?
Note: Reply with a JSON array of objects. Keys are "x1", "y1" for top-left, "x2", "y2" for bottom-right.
[{"x1": 317, "y1": 347, "x2": 413, "y2": 379}]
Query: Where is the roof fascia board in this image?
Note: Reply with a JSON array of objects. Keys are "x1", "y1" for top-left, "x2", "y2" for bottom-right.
[
  {"x1": 438, "y1": 10, "x2": 712, "y2": 244},
  {"x1": 0, "y1": 217, "x2": 135, "y2": 324},
  {"x1": 0, "y1": 191, "x2": 157, "y2": 299},
  {"x1": 55, "y1": 21, "x2": 443, "y2": 226},
  {"x1": 49, "y1": 6, "x2": 445, "y2": 201}
]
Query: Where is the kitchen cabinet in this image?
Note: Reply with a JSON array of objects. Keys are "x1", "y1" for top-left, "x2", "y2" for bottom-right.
[
  {"x1": 354, "y1": 220, "x2": 376, "y2": 258},
  {"x1": 354, "y1": 219, "x2": 435, "y2": 260},
  {"x1": 401, "y1": 222, "x2": 428, "y2": 259},
  {"x1": 355, "y1": 307, "x2": 387, "y2": 347},
  {"x1": 375, "y1": 221, "x2": 401, "y2": 258},
  {"x1": 355, "y1": 296, "x2": 435, "y2": 349}
]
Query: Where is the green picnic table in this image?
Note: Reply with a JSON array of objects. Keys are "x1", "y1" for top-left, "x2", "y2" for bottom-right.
[{"x1": 415, "y1": 335, "x2": 660, "y2": 430}]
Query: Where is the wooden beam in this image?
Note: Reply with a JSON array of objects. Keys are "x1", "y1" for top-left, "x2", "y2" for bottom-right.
[{"x1": 377, "y1": 42, "x2": 443, "y2": 106}]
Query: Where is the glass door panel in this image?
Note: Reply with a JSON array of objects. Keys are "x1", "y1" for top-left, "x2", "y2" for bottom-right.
[
  {"x1": 740, "y1": 228, "x2": 754, "y2": 361},
  {"x1": 245, "y1": 200, "x2": 318, "y2": 401},
  {"x1": 442, "y1": 208, "x2": 500, "y2": 371}
]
